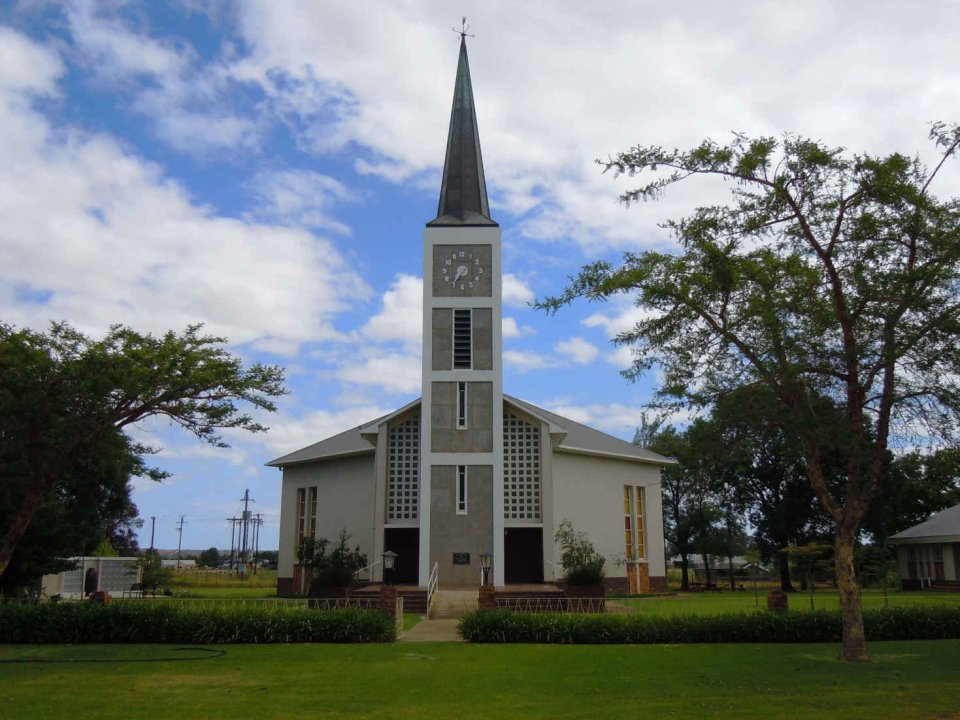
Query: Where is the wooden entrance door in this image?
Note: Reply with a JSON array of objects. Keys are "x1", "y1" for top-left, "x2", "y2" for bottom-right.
[
  {"x1": 504, "y1": 528, "x2": 544, "y2": 584},
  {"x1": 383, "y1": 528, "x2": 419, "y2": 585}
]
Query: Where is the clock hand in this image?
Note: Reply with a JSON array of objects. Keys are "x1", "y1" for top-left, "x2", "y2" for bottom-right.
[{"x1": 452, "y1": 265, "x2": 468, "y2": 286}]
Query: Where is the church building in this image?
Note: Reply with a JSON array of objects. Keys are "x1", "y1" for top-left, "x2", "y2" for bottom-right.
[{"x1": 269, "y1": 38, "x2": 670, "y2": 596}]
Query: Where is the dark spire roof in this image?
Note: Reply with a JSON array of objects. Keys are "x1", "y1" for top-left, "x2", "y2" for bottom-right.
[{"x1": 428, "y1": 36, "x2": 497, "y2": 227}]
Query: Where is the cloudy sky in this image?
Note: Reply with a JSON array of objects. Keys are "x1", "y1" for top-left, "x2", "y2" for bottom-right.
[{"x1": 2, "y1": 1, "x2": 958, "y2": 551}]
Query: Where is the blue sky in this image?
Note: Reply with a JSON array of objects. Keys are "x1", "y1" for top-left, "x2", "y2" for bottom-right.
[{"x1": 2, "y1": 1, "x2": 958, "y2": 551}]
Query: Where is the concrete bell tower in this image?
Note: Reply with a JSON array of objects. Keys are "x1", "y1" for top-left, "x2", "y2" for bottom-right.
[{"x1": 420, "y1": 36, "x2": 504, "y2": 587}]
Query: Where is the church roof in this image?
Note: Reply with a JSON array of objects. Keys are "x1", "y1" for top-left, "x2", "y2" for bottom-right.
[
  {"x1": 427, "y1": 36, "x2": 497, "y2": 227},
  {"x1": 887, "y1": 503, "x2": 960, "y2": 544},
  {"x1": 266, "y1": 396, "x2": 673, "y2": 468}
]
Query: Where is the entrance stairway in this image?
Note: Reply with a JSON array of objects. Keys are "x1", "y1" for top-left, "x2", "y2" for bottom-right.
[{"x1": 428, "y1": 589, "x2": 479, "y2": 619}]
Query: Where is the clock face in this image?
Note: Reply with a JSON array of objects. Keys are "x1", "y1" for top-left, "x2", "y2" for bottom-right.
[{"x1": 433, "y1": 245, "x2": 492, "y2": 297}]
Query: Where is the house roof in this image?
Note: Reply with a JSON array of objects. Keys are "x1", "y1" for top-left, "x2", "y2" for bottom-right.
[
  {"x1": 426, "y1": 36, "x2": 496, "y2": 228},
  {"x1": 266, "y1": 396, "x2": 673, "y2": 469},
  {"x1": 887, "y1": 503, "x2": 960, "y2": 545}
]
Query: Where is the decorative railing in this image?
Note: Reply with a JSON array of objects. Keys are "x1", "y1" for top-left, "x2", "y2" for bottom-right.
[
  {"x1": 306, "y1": 597, "x2": 380, "y2": 610},
  {"x1": 494, "y1": 596, "x2": 606, "y2": 614}
]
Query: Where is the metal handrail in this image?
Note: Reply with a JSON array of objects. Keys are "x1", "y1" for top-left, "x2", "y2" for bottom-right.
[
  {"x1": 354, "y1": 559, "x2": 381, "y2": 580},
  {"x1": 427, "y1": 562, "x2": 439, "y2": 609}
]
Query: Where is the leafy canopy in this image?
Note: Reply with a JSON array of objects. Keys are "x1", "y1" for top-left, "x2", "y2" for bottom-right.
[{"x1": 0, "y1": 322, "x2": 286, "y2": 581}]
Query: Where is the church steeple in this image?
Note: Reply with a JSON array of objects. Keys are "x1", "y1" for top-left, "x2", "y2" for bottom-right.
[{"x1": 428, "y1": 36, "x2": 497, "y2": 227}]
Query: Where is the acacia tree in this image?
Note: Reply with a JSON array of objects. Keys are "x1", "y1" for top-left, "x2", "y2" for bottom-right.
[
  {"x1": 540, "y1": 124, "x2": 960, "y2": 661},
  {"x1": 0, "y1": 322, "x2": 285, "y2": 581}
]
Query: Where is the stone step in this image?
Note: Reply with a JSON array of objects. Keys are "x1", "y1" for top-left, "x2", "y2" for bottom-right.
[{"x1": 429, "y1": 590, "x2": 479, "y2": 619}]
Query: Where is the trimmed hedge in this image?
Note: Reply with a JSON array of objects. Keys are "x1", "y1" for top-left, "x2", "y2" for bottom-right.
[
  {"x1": 458, "y1": 607, "x2": 960, "y2": 644},
  {"x1": 0, "y1": 603, "x2": 395, "y2": 644}
]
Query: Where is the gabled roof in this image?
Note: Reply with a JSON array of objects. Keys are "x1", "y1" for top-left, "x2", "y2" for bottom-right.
[
  {"x1": 426, "y1": 36, "x2": 496, "y2": 227},
  {"x1": 505, "y1": 396, "x2": 673, "y2": 465},
  {"x1": 888, "y1": 503, "x2": 960, "y2": 544},
  {"x1": 266, "y1": 396, "x2": 673, "y2": 468}
]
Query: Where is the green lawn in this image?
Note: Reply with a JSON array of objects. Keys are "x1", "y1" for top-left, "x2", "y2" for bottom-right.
[
  {"x1": 611, "y1": 590, "x2": 960, "y2": 616},
  {"x1": 2, "y1": 640, "x2": 958, "y2": 719}
]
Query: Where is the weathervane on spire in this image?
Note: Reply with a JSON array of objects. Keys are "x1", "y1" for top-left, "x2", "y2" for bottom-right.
[{"x1": 452, "y1": 16, "x2": 474, "y2": 39}]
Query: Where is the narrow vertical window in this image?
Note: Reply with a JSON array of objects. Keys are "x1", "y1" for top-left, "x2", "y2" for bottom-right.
[
  {"x1": 453, "y1": 309, "x2": 472, "y2": 369},
  {"x1": 457, "y1": 381, "x2": 468, "y2": 428},
  {"x1": 634, "y1": 486, "x2": 645, "y2": 560},
  {"x1": 623, "y1": 485, "x2": 646, "y2": 561},
  {"x1": 456, "y1": 465, "x2": 468, "y2": 514},
  {"x1": 308, "y1": 486, "x2": 318, "y2": 539},
  {"x1": 297, "y1": 488, "x2": 307, "y2": 543}
]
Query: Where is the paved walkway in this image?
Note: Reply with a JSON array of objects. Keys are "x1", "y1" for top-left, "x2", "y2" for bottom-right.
[{"x1": 398, "y1": 618, "x2": 463, "y2": 643}]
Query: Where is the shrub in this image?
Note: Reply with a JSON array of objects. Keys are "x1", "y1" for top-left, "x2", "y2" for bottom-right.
[
  {"x1": 0, "y1": 603, "x2": 395, "y2": 644},
  {"x1": 458, "y1": 606, "x2": 960, "y2": 644},
  {"x1": 298, "y1": 530, "x2": 368, "y2": 592},
  {"x1": 554, "y1": 520, "x2": 605, "y2": 586}
]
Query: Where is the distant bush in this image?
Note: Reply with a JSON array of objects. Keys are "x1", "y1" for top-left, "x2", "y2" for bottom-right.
[
  {"x1": 298, "y1": 530, "x2": 368, "y2": 592},
  {"x1": 459, "y1": 606, "x2": 960, "y2": 644},
  {"x1": 0, "y1": 603, "x2": 395, "y2": 644}
]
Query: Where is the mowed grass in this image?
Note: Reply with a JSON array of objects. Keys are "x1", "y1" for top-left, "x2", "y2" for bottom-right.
[
  {"x1": 2, "y1": 640, "x2": 959, "y2": 720},
  {"x1": 612, "y1": 589, "x2": 960, "y2": 616}
]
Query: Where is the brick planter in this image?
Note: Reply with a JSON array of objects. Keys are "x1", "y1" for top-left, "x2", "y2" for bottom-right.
[
  {"x1": 478, "y1": 586, "x2": 495, "y2": 611},
  {"x1": 767, "y1": 590, "x2": 789, "y2": 612},
  {"x1": 380, "y1": 585, "x2": 398, "y2": 621}
]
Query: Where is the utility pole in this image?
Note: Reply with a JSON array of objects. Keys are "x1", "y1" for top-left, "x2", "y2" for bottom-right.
[
  {"x1": 240, "y1": 490, "x2": 253, "y2": 579},
  {"x1": 175, "y1": 515, "x2": 186, "y2": 571},
  {"x1": 149, "y1": 516, "x2": 156, "y2": 553},
  {"x1": 253, "y1": 513, "x2": 262, "y2": 575},
  {"x1": 228, "y1": 517, "x2": 237, "y2": 573}
]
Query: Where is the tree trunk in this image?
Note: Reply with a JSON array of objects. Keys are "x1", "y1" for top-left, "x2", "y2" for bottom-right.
[
  {"x1": 779, "y1": 549, "x2": 796, "y2": 592},
  {"x1": 0, "y1": 479, "x2": 49, "y2": 580},
  {"x1": 835, "y1": 524, "x2": 868, "y2": 662},
  {"x1": 701, "y1": 553, "x2": 712, "y2": 585},
  {"x1": 728, "y1": 554, "x2": 735, "y2": 591},
  {"x1": 680, "y1": 555, "x2": 690, "y2": 590}
]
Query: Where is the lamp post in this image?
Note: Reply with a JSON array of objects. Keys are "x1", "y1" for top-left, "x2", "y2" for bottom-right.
[
  {"x1": 382, "y1": 550, "x2": 397, "y2": 587},
  {"x1": 480, "y1": 552, "x2": 493, "y2": 587}
]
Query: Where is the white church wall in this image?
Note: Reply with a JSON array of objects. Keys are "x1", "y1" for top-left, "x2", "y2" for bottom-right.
[
  {"x1": 550, "y1": 451, "x2": 666, "y2": 580},
  {"x1": 277, "y1": 454, "x2": 376, "y2": 579}
]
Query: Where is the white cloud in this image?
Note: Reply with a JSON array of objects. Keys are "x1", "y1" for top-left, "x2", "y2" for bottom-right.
[
  {"x1": 504, "y1": 335, "x2": 600, "y2": 373},
  {"x1": 502, "y1": 316, "x2": 535, "y2": 339},
  {"x1": 503, "y1": 349, "x2": 559, "y2": 373},
  {"x1": 502, "y1": 273, "x2": 535, "y2": 307},
  {"x1": 248, "y1": 169, "x2": 356, "y2": 234},
  {"x1": 554, "y1": 336, "x2": 599, "y2": 365},
  {"x1": 0, "y1": 26, "x2": 64, "y2": 95},
  {"x1": 0, "y1": 28, "x2": 368, "y2": 352},
  {"x1": 66, "y1": 1, "x2": 263, "y2": 155},
  {"x1": 358, "y1": 274, "x2": 423, "y2": 349},
  {"x1": 335, "y1": 352, "x2": 421, "y2": 395}
]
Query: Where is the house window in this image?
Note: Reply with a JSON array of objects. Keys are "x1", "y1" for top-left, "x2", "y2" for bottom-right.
[
  {"x1": 457, "y1": 382, "x2": 468, "y2": 428},
  {"x1": 453, "y1": 309, "x2": 472, "y2": 369},
  {"x1": 387, "y1": 417, "x2": 420, "y2": 522},
  {"x1": 457, "y1": 465, "x2": 468, "y2": 514},
  {"x1": 624, "y1": 486, "x2": 646, "y2": 561},
  {"x1": 297, "y1": 486, "x2": 317, "y2": 543}
]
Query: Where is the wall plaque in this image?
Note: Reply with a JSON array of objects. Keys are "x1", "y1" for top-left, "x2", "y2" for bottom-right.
[{"x1": 453, "y1": 552, "x2": 471, "y2": 565}]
